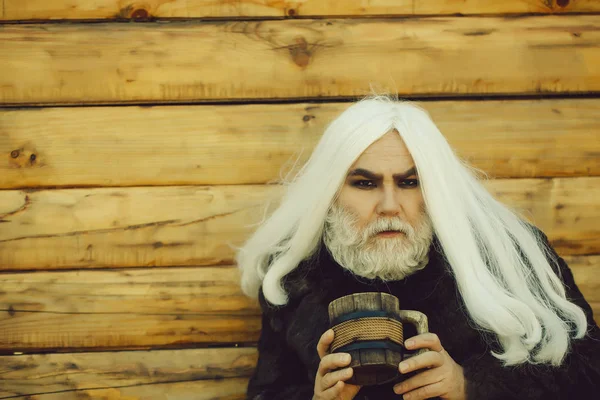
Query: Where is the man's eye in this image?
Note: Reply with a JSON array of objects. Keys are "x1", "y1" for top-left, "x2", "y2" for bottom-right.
[
  {"x1": 352, "y1": 180, "x2": 376, "y2": 189},
  {"x1": 398, "y1": 179, "x2": 419, "y2": 188}
]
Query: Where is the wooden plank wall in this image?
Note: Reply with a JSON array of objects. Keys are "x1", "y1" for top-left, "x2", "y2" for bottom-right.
[{"x1": 0, "y1": 1, "x2": 599, "y2": 398}]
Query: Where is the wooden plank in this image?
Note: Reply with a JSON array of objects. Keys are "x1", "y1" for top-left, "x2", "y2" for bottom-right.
[
  {"x1": 0, "y1": 178, "x2": 598, "y2": 272},
  {"x1": 591, "y1": 302, "x2": 600, "y2": 325},
  {"x1": 0, "y1": 256, "x2": 596, "y2": 352},
  {"x1": 2, "y1": 0, "x2": 599, "y2": 21},
  {"x1": 4, "y1": 378, "x2": 249, "y2": 400},
  {"x1": 0, "y1": 347, "x2": 256, "y2": 398},
  {"x1": 0, "y1": 311, "x2": 260, "y2": 353},
  {"x1": 570, "y1": 255, "x2": 600, "y2": 304},
  {"x1": 1, "y1": 16, "x2": 599, "y2": 105},
  {"x1": 1, "y1": 99, "x2": 598, "y2": 189},
  {"x1": 0, "y1": 185, "x2": 279, "y2": 270},
  {"x1": 0, "y1": 266, "x2": 260, "y2": 315},
  {"x1": 0, "y1": 266, "x2": 261, "y2": 352},
  {"x1": 486, "y1": 178, "x2": 600, "y2": 255},
  {"x1": 2, "y1": 313, "x2": 600, "y2": 399}
]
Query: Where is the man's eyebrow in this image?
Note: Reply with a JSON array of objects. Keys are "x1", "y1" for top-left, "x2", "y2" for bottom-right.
[
  {"x1": 347, "y1": 167, "x2": 417, "y2": 180},
  {"x1": 394, "y1": 167, "x2": 418, "y2": 179}
]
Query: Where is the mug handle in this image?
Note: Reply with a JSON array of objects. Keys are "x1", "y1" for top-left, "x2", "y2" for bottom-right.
[{"x1": 397, "y1": 310, "x2": 429, "y2": 358}]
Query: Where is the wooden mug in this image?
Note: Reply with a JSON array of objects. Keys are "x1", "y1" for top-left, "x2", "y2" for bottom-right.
[{"x1": 328, "y1": 292, "x2": 428, "y2": 386}]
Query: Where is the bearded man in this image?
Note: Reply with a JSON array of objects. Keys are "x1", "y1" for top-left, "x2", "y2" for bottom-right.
[{"x1": 236, "y1": 96, "x2": 600, "y2": 400}]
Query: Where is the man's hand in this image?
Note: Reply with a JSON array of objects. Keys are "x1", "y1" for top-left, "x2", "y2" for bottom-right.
[
  {"x1": 313, "y1": 329, "x2": 362, "y2": 400},
  {"x1": 393, "y1": 333, "x2": 466, "y2": 400}
]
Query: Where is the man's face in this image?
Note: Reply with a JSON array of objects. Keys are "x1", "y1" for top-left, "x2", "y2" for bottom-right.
[
  {"x1": 323, "y1": 130, "x2": 433, "y2": 281},
  {"x1": 337, "y1": 130, "x2": 426, "y2": 236}
]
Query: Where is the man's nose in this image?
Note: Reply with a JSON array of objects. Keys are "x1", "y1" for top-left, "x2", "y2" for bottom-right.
[{"x1": 376, "y1": 187, "x2": 401, "y2": 216}]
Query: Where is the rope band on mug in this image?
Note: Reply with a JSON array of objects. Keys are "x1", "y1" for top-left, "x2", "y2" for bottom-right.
[
  {"x1": 330, "y1": 317, "x2": 404, "y2": 352},
  {"x1": 329, "y1": 309, "x2": 402, "y2": 326}
]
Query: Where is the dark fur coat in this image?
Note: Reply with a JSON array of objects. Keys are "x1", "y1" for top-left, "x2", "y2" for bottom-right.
[{"x1": 246, "y1": 232, "x2": 600, "y2": 399}]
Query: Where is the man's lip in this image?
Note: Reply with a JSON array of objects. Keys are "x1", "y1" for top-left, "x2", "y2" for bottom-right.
[{"x1": 377, "y1": 231, "x2": 404, "y2": 236}]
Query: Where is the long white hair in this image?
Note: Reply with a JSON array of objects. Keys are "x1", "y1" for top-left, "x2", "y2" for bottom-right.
[{"x1": 235, "y1": 95, "x2": 588, "y2": 366}]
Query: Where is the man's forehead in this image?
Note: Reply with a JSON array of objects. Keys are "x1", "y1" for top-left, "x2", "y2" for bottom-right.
[
  {"x1": 345, "y1": 132, "x2": 416, "y2": 176},
  {"x1": 348, "y1": 152, "x2": 416, "y2": 175},
  {"x1": 359, "y1": 149, "x2": 413, "y2": 164},
  {"x1": 360, "y1": 130, "x2": 412, "y2": 153}
]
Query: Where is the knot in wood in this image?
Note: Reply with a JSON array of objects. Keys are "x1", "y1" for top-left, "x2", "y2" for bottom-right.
[
  {"x1": 289, "y1": 37, "x2": 311, "y2": 69},
  {"x1": 131, "y1": 8, "x2": 150, "y2": 20}
]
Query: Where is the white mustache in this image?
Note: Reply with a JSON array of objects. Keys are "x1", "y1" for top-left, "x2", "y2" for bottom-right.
[{"x1": 364, "y1": 219, "x2": 413, "y2": 238}]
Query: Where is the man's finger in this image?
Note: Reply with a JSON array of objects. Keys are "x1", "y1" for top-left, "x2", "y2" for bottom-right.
[
  {"x1": 393, "y1": 368, "x2": 442, "y2": 395},
  {"x1": 321, "y1": 367, "x2": 353, "y2": 390},
  {"x1": 318, "y1": 353, "x2": 352, "y2": 376},
  {"x1": 320, "y1": 380, "x2": 345, "y2": 400},
  {"x1": 401, "y1": 380, "x2": 446, "y2": 400},
  {"x1": 317, "y1": 329, "x2": 334, "y2": 359},
  {"x1": 405, "y1": 333, "x2": 444, "y2": 352},
  {"x1": 399, "y1": 350, "x2": 444, "y2": 374}
]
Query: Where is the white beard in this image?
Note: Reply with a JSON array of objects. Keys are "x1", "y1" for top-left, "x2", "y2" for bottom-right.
[{"x1": 323, "y1": 203, "x2": 434, "y2": 281}]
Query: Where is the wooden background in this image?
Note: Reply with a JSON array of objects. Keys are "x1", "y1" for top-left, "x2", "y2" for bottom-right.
[{"x1": 1, "y1": 1, "x2": 599, "y2": 398}]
